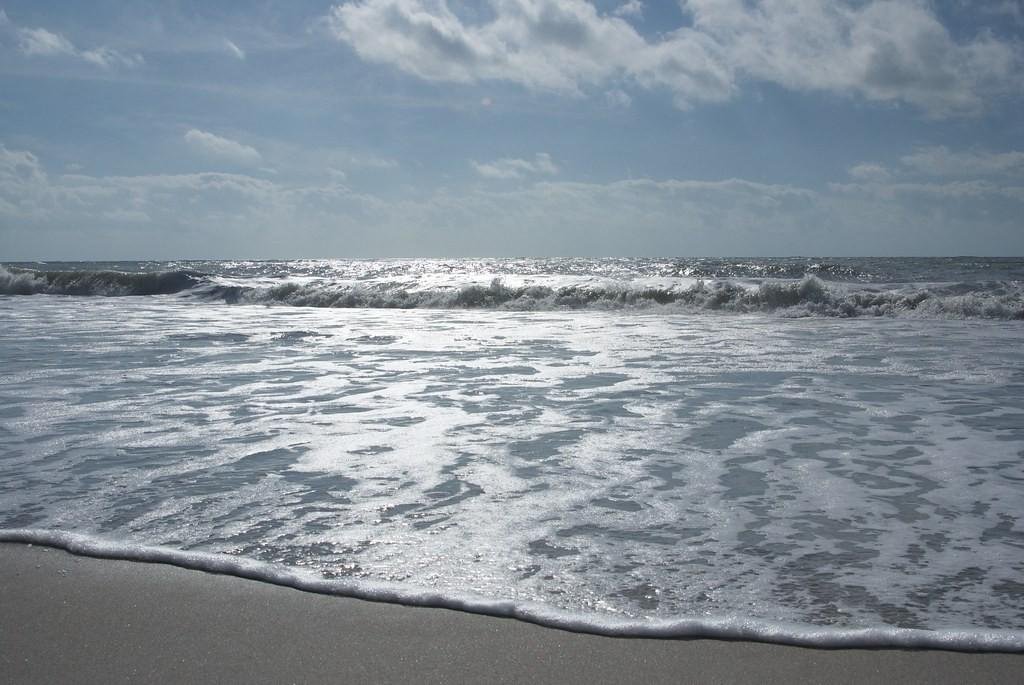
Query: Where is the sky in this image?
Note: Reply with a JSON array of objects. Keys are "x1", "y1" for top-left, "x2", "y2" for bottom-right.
[{"x1": 0, "y1": 0, "x2": 1022, "y2": 259}]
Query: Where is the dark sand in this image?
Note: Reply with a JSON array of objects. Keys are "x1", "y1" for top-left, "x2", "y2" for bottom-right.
[{"x1": 1, "y1": 543, "x2": 1020, "y2": 684}]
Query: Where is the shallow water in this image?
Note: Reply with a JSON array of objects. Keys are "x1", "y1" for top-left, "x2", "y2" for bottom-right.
[{"x1": 2, "y1": 280, "x2": 1022, "y2": 643}]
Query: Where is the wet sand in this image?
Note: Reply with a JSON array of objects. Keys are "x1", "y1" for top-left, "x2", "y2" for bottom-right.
[{"x1": 0, "y1": 543, "x2": 1020, "y2": 684}]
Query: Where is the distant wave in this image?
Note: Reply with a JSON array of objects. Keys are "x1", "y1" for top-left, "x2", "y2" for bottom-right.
[
  {"x1": 0, "y1": 265, "x2": 205, "y2": 296},
  {"x1": 196, "y1": 276, "x2": 1024, "y2": 320},
  {"x1": 674, "y1": 260, "x2": 873, "y2": 281},
  {"x1": 4, "y1": 264, "x2": 1022, "y2": 319},
  {"x1": 1, "y1": 529, "x2": 1021, "y2": 652}
]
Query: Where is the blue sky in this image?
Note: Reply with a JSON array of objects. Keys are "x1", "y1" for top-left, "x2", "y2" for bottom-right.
[{"x1": 1, "y1": 0, "x2": 1022, "y2": 258}]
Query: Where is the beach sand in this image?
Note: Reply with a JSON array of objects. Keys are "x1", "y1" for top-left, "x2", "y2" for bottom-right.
[{"x1": 1, "y1": 543, "x2": 1020, "y2": 684}]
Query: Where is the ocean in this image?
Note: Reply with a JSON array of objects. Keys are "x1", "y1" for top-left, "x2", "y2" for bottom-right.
[{"x1": 1, "y1": 257, "x2": 1023, "y2": 650}]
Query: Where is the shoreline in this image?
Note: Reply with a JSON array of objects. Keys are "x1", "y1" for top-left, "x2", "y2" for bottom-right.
[
  {"x1": 1, "y1": 543, "x2": 1022, "y2": 684},
  {"x1": 3, "y1": 529, "x2": 1022, "y2": 651}
]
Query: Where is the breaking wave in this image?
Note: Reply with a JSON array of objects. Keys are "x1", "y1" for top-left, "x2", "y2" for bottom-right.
[
  {"x1": 0, "y1": 265, "x2": 205, "y2": 296},
  {"x1": 3, "y1": 264, "x2": 1023, "y2": 319},
  {"x1": 196, "y1": 276, "x2": 1024, "y2": 320}
]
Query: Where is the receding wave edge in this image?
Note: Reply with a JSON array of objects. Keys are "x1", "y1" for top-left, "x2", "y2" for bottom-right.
[{"x1": 2, "y1": 529, "x2": 1021, "y2": 652}]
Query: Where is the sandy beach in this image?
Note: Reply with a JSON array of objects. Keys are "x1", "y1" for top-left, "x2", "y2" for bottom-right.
[{"x1": 0, "y1": 543, "x2": 1019, "y2": 684}]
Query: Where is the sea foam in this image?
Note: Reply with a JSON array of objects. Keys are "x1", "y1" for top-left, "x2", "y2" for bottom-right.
[
  {"x1": 2, "y1": 529, "x2": 1022, "y2": 652},
  {"x1": 2, "y1": 259, "x2": 1023, "y2": 646}
]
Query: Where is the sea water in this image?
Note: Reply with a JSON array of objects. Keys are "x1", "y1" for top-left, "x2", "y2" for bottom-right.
[{"x1": 1, "y1": 258, "x2": 1023, "y2": 650}]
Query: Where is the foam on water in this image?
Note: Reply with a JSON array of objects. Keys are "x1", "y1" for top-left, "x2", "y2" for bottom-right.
[
  {"x1": 2, "y1": 258, "x2": 1023, "y2": 651},
  {"x1": 2, "y1": 529, "x2": 1022, "y2": 652}
]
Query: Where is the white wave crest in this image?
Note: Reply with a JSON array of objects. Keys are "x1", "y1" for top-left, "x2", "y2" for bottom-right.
[
  {"x1": 4, "y1": 263, "x2": 1023, "y2": 319},
  {"x1": 193, "y1": 275, "x2": 1024, "y2": 320}
]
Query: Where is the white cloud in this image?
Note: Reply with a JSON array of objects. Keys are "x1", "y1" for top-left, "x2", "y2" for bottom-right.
[
  {"x1": 340, "y1": 152, "x2": 399, "y2": 169},
  {"x1": 613, "y1": 1, "x2": 644, "y2": 19},
  {"x1": 80, "y1": 46, "x2": 144, "y2": 68},
  {"x1": 224, "y1": 39, "x2": 246, "y2": 60},
  {"x1": 327, "y1": 0, "x2": 735, "y2": 106},
  {"x1": 472, "y1": 153, "x2": 559, "y2": 179},
  {"x1": 605, "y1": 88, "x2": 632, "y2": 107},
  {"x1": 683, "y1": 0, "x2": 1019, "y2": 117},
  {"x1": 184, "y1": 129, "x2": 263, "y2": 166},
  {"x1": 0, "y1": 144, "x2": 389, "y2": 256},
  {"x1": 327, "y1": 0, "x2": 1021, "y2": 116},
  {"x1": 848, "y1": 163, "x2": 890, "y2": 181},
  {"x1": 3, "y1": 142, "x2": 1023, "y2": 258},
  {"x1": 830, "y1": 179, "x2": 1024, "y2": 201},
  {"x1": 103, "y1": 207, "x2": 153, "y2": 223},
  {"x1": 13, "y1": 22, "x2": 142, "y2": 68},
  {"x1": 0, "y1": 145, "x2": 47, "y2": 184},
  {"x1": 900, "y1": 146, "x2": 1024, "y2": 177},
  {"x1": 17, "y1": 27, "x2": 76, "y2": 57}
]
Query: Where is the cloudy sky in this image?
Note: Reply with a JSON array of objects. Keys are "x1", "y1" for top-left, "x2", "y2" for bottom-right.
[{"x1": 1, "y1": 0, "x2": 1022, "y2": 258}]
